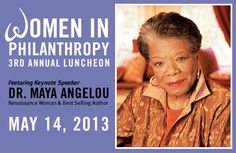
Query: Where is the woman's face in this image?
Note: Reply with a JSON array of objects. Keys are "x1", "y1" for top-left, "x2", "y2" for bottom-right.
[{"x1": 149, "y1": 37, "x2": 199, "y2": 96}]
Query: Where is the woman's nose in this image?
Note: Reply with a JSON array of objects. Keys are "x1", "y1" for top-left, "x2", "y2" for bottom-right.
[{"x1": 166, "y1": 61, "x2": 180, "y2": 76}]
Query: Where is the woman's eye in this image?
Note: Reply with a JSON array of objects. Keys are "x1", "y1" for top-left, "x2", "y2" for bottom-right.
[
  {"x1": 154, "y1": 61, "x2": 163, "y2": 66},
  {"x1": 177, "y1": 56, "x2": 187, "y2": 62}
]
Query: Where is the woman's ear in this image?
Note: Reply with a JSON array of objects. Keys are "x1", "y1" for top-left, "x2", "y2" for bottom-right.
[
  {"x1": 195, "y1": 52, "x2": 199, "y2": 61},
  {"x1": 196, "y1": 53, "x2": 202, "y2": 72},
  {"x1": 194, "y1": 53, "x2": 200, "y2": 65}
]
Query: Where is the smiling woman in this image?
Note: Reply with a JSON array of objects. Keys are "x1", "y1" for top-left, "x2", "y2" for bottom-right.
[
  {"x1": 148, "y1": 38, "x2": 199, "y2": 108},
  {"x1": 117, "y1": 12, "x2": 230, "y2": 147}
]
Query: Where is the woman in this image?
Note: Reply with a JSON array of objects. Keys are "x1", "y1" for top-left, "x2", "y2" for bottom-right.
[{"x1": 117, "y1": 12, "x2": 230, "y2": 147}]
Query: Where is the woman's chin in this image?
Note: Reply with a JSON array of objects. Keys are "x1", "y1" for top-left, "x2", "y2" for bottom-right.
[{"x1": 165, "y1": 87, "x2": 189, "y2": 96}]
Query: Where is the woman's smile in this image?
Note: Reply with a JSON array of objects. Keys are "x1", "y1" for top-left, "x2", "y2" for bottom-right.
[{"x1": 167, "y1": 79, "x2": 185, "y2": 87}]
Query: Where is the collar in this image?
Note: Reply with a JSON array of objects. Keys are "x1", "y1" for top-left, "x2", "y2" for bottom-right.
[{"x1": 143, "y1": 72, "x2": 211, "y2": 109}]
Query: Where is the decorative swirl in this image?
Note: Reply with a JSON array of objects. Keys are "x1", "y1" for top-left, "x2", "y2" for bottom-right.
[{"x1": 5, "y1": 8, "x2": 28, "y2": 42}]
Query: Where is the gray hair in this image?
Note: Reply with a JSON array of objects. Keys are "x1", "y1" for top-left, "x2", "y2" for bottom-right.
[{"x1": 137, "y1": 12, "x2": 202, "y2": 62}]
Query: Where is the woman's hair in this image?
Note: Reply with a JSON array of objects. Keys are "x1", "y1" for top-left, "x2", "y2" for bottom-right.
[{"x1": 137, "y1": 12, "x2": 202, "y2": 62}]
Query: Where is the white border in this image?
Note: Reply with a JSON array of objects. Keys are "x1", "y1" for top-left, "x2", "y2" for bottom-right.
[{"x1": 115, "y1": 3, "x2": 233, "y2": 150}]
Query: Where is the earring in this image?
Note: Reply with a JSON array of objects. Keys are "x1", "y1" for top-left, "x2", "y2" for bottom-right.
[
  {"x1": 149, "y1": 76, "x2": 159, "y2": 86},
  {"x1": 197, "y1": 69, "x2": 201, "y2": 79}
]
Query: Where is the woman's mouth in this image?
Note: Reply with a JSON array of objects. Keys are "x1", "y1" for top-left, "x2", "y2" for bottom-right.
[{"x1": 167, "y1": 79, "x2": 185, "y2": 87}]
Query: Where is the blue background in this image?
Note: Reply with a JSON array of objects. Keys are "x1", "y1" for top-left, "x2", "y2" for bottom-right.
[{"x1": 0, "y1": 0, "x2": 234, "y2": 153}]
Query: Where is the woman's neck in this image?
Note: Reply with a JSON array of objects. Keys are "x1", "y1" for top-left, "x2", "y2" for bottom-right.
[{"x1": 167, "y1": 92, "x2": 192, "y2": 110}]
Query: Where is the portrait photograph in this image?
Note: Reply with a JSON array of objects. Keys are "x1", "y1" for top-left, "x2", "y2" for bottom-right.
[{"x1": 116, "y1": 4, "x2": 231, "y2": 148}]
